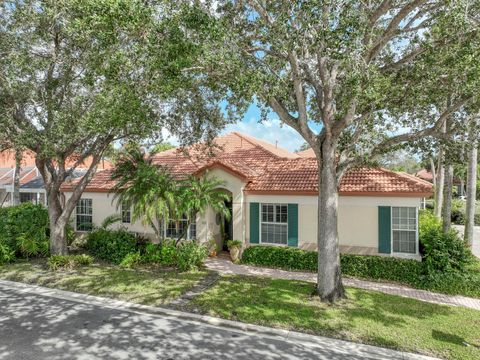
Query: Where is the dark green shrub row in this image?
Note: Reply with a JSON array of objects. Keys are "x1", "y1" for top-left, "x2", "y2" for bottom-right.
[
  {"x1": 241, "y1": 239, "x2": 480, "y2": 298},
  {"x1": 87, "y1": 229, "x2": 208, "y2": 270},
  {"x1": 241, "y1": 246, "x2": 317, "y2": 271},
  {"x1": 241, "y1": 246, "x2": 423, "y2": 284},
  {"x1": 0, "y1": 203, "x2": 49, "y2": 263}
]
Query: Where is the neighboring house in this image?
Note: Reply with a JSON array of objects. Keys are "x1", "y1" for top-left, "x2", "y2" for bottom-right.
[
  {"x1": 61, "y1": 132, "x2": 433, "y2": 260},
  {"x1": 0, "y1": 149, "x2": 112, "y2": 207},
  {"x1": 415, "y1": 169, "x2": 464, "y2": 197}
]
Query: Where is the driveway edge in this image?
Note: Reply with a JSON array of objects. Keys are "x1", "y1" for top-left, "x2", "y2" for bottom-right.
[{"x1": 0, "y1": 279, "x2": 439, "y2": 360}]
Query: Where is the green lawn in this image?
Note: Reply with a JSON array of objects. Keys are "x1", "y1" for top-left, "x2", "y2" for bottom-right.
[
  {"x1": 0, "y1": 260, "x2": 208, "y2": 306},
  {"x1": 2, "y1": 261, "x2": 479, "y2": 359},
  {"x1": 187, "y1": 275, "x2": 480, "y2": 360}
]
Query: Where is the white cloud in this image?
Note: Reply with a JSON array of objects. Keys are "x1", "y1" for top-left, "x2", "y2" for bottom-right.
[{"x1": 222, "y1": 117, "x2": 305, "y2": 152}]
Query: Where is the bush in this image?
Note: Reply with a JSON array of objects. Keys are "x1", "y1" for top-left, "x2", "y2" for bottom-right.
[
  {"x1": 340, "y1": 254, "x2": 423, "y2": 285},
  {"x1": 242, "y1": 246, "x2": 317, "y2": 271},
  {"x1": 0, "y1": 203, "x2": 49, "y2": 259},
  {"x1": 0, "y1": 242, "x2": 15, "y2": 265},
  {"x1": 86, "y1": 229, "x2": 137, "y2": 264},
  {"x1": 241, "y1": 246, "x2": 422, "y2": 284},
  {"x1": 176, "y1": 241, "x2": 208, "y2": 271},
  {"x1": 120, "y1": 252, "x2": 143, "y2": 268},
  {"x1": 419, "y1": 210, "x2": 471, "y2": 275},
  {"x1": 451, "y1": 208, "x2": 465, "y2": 225},
  {"x1": 48, "y1": 254, "x2": 93, "y2": 270}
]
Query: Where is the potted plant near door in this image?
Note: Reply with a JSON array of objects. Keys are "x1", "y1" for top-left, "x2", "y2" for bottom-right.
[
  {"x1": 207, "y1": 238, "x2": 219, "y2": 257},
  {"x1": 227, "y1": 240, "x2": 242, "y2": 262}
]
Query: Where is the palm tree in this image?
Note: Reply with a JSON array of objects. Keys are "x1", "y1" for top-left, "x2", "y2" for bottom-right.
[
  {"x1": 176, "y1": 175, "x2": 231, "y2": 241},
  {"x1": 110, "y1": 144, "x2": 176, "y2": 241}
]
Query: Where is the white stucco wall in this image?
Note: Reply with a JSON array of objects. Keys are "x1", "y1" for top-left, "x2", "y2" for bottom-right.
[
  {"x1": 64, "y1": 166, "x2": 247, "y2": 248},
  {"x1": 245, "y1": 194, "x2": 422, "y2": 257},
  {"x1": 64, "y1": 176, "x2": 422, "y2": 258}
]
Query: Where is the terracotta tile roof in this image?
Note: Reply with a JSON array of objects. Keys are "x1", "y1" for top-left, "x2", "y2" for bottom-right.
[
  {"x1": 415, "y1": 169, "x2": 433, "y2": 182},
  {"x1": 0, "y1": 150, "x2": 113, "y2": 170},
  {"x1": 64, "y1": 132, "x2": 433, "y2": 197},
  {"x1": 296, "y1": 148, "x2": 315, "y2": 158}
]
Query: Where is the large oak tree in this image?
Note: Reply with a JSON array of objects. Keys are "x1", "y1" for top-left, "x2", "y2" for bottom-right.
[
  {"x1": 199, "y1": 0, "x2": 480, "y2": 301},
  {"x1": 0, "y1": 0, "x2": 226, "y2": 254}
]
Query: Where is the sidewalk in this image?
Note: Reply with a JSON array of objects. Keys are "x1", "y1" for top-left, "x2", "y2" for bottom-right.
[{"x1": 205, "y1": 254, "x2": 480, "y2": 311}]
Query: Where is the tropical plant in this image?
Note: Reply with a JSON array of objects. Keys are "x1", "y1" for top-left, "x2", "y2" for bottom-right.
[
  {"x1": 111, "y1": 144, "x2": 177, "y2": 240},
  {"x1": 176, "y1": 175, "x2": 231, "y2": 241}
]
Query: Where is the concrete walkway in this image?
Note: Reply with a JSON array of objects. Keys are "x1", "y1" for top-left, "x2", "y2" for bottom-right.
[
  {"x1": 0, "y1": 280, "x2": 439, "y2": 360},
  {"x1": 205, "y1": 255, "x2": 480, "y2": 311}
]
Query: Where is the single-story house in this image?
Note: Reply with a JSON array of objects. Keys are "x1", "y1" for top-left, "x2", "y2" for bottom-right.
[
  {"x1": 61, "y1": 132, "x2": 433, "y2": 260},
  {"x1": 414, "y1": 169, "x2": 464, "y2": 197}
]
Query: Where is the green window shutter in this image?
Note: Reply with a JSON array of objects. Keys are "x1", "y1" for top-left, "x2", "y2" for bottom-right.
[
  {"x1": 378, "y1": 206, "x2": 391, "y2": 254},
  {"x1": 287, "y1": 204, "x2": 299, "y2": 247},
  {"x1": 249, "y1": 202, "x2": 260, "y2": 244}
]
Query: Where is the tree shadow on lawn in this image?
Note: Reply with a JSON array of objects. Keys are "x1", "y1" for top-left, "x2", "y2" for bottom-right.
[
  {"x1": 190, "y1": 275, "x2": 460, "y2": 352},
  {"x1": 0, "y1": 261, "x2": 208, "y2": 307}
]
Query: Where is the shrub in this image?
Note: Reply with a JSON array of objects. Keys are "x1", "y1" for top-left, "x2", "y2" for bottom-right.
[
  {"x1": 419, "y1": 210, "x2": 471, "y2": 275},
  {"x1": 340, "y1": 254, "x2": 423, "y2": 284},
  {"x1": 120, "y1": 252, "x2": 143, "y2": 268},
  {"x1": 242, "y1": 246, "x2": 317, "y2": 271},
  {"x1": 48, "y1": 254, "x2": 93, "y2": 270},
  {"x1": 176, "y1": 241, "x2": 208, "y2": 271},
  {"x1": 86, "y1": 229, "x2": 137, "y2": 264},
  {"x1": 0, "y1": 242, "x2": 15, "y2": 265},
  {"x1": 0, "y1": 203, "x2": 49, "y2": 258},
  {"x1": 241, "y1": 246, "x2": 423, "y2": 283}
]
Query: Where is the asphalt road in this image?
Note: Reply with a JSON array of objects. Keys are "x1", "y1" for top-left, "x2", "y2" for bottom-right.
[
  {"x1": 452, "y1": 225, "x2": 480, "y2": 258},
  {"x1": 0, "y1": 282, "x2": 436, "y2": 360}
]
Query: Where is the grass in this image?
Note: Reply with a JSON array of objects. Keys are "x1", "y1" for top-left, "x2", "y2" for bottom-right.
[
  {"x1": 187, "y1": 275, "x2": 480, "y2": 360},
  {"x1": 0, "y1": 259, "x2": 208, "y2": 306}
]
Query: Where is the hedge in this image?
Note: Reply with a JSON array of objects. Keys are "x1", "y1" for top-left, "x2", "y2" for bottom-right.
[
  {"x1": 241, "y1": 245, "x2": 480, "y2": 298},
  {"x1": 241, "y1": 246, "x2": 423, "y2": 285}
]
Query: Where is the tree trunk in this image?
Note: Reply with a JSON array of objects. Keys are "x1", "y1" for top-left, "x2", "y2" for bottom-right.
[
  {"x1": 48, "y1": 199, "x2": 68, "y2": 255},
  {"x1": 465, "y1": 121, "x2": 478, "y2": 246},
  {"x1": 12, "y1": 149, "x2": 22, "y2": 206},
  {"x1": 317, "y1": 138, "x2": 346, "y2": 302},
  {"x1": 434, "y1": 151, "x2": 445, "y2": 218},
  {"x1": 442, "y1": 164, "x2": 454, "y2": 233},
  {"x1": 430, "y1": 157, "x2": 436, "y2": 188}
]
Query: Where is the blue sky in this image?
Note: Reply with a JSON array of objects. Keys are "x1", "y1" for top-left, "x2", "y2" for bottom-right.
[
  {"x1": 221, "y1": 104, "x2": 306, "y2": 152},
  {"x1": 163, "y1": 103, "x2": 310, "y2": 152}
]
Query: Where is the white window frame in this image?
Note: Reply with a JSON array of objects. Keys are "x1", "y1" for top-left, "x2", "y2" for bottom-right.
[
  {"x1": 260, "y1": 203, "x2": 288, "y2": 246},
  {"x1": 76, "y1": 198, "x2": 93, "y2": 232},
  {"x1": 121, "y1": 201, "x2": 131, "y2": 224},
  {"x1": 163, "y1": 214, "x2": 196, "y2": 240},
  {"x1": 391, "y1": 206, "x2": 419, "y2": 257}
]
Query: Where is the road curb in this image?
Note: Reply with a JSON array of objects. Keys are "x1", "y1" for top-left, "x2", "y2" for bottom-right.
[{"x1": 0, "y1": 279, "x2": 439, "y2": 360}]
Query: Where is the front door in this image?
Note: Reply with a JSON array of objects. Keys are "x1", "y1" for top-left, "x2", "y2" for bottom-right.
[{"x1": 222, "y1": 198, "x2": 233, "y2": 251}]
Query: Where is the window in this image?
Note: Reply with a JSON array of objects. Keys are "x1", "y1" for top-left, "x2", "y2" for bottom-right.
[
  {"x1": 392, "y1": 207, "x2": 417, "y2": 254},
  {"x1": 165, "y1": 214, "x2": 196, "y2": 240},
  {"x1": 261, "y1": 204, "x2": 288, "y2": 245},
  {"x1": 121, "y1": 201, "x2": 131, "y2": 224},
  {"x1": 20, "y1": 193, "x2": 38, "y2": 204},
  {"x1": 76, "y1": 199, "x2": 93, "y2": 231}
]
